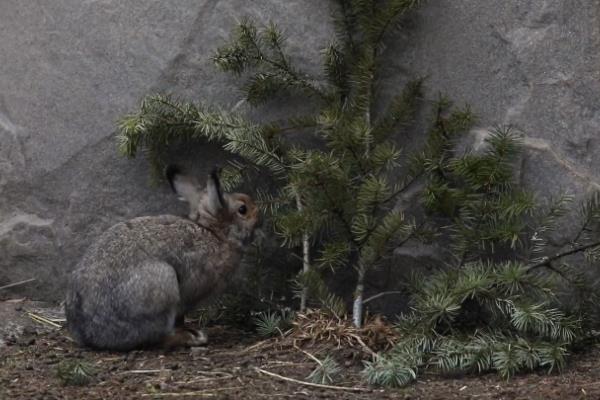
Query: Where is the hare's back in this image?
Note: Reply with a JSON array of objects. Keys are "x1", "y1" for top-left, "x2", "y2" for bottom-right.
[{"x1": 78, "y1": 215, "x2": 212, "y2": 268}]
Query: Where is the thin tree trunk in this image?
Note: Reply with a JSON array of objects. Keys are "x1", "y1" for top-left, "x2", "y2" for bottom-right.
[
  {"x1": 355, "y1": 48, "x2": 374, "y2": 325},
  {"x1": 295, "y1": 190, "x2": 311, "y2": 312},
  {"x1": 300, "y1": 230, "x2": 310, "y2": 312},
  {"x1": 352, "y1": 267, "x2": 365, "y2": 327},
  {"x1": 364, "y1": 84, "x2": 372, "y2": 158}
]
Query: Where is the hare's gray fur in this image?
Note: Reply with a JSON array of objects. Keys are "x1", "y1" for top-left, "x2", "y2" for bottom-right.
[{"x1": 65, "y1": 167, "x2": 259, "y2": 351}]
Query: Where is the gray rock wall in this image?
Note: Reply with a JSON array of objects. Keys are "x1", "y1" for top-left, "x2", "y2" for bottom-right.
[
  {"x1": 399, "y1": 0, "x2": 600, "y2": 196},
  {"x1": 1, "y1": 0, "x2": 599, "y2": 301}
]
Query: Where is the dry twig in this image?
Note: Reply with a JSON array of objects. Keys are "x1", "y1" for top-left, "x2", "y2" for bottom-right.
[
  {"x1": 254, "y1": 367, "x2": 371, "y2": 392},
  {"x1": 120, "y1": 369, "x2": 166, "y2": 374},
  {"x1": 141, "y1": 386, "x2": 243, "y2": 397},
  {"x1": 242, "y1": 338, "x2": 272, "y2": 353},
  {"x1": 293, "y1": 345, "x2": 323, "y2": 366}
]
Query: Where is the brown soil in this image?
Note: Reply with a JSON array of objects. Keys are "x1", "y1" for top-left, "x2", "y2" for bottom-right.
[{"x1": 1, "y1": 300, "x2": 599, "y2": 400}]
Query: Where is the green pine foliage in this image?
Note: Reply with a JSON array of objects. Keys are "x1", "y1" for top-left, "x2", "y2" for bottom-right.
[
  {"x1": 56, "y1": 360, "x2": 95, "y2": 386},
  {"x1": 362, "y1": 353, "x2": 419, "y2": 387},
  {"x1": 253, "y1": 309, "x2": 295, "y2": 337},
  {"x1": 291, "y1": 268, "x2": 347, "y2": 317},
  {"x1": 422, "y1": 126, "x2": 535, "y2": 259},
  {"x1": 115, "y1": 1, "x2": 600, "y2": 387},
  {"x1": 192, "y1": 240, "x2": 299, "y2": 330},
  {"x1": 381, "y1": 261, "x2": 577, "y2": 383},
  {"x1": 307, "y1": 355, "x2": 342, "y2": 385},
  {"x1": 364, "y1": 129, "x2": 600, "y2": 386}
]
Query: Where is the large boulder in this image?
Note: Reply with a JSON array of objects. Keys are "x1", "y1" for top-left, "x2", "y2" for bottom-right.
[{"x1": 1, "y1": 0, "x2": 599, "y2": 301}]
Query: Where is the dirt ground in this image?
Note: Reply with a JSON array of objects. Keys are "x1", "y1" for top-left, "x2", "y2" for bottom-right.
[{"x1": 1, "y1": 300, "x2": 599, "y2": 400}]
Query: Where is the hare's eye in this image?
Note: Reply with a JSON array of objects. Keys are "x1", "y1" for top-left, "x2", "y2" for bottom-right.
[{"x1": 238, "y1": 205, "x2": 247, "y2": 215}]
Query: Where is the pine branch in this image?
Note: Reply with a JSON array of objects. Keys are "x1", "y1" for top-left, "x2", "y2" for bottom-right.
[
  {"x1": 530, "y1": 260, "x2": 577, "y2": 285},
  {"x1": 381, "y1": 172, "x2": 423, "y2": 205},
  {"x1": 527, "y1": 194, "x2": 573, "y2": 260},
  {"x1": 526, "y1": 240, "x2": 600, "y2": 272},
  {"x1": 308, "y1": 170, "x2": 360, "y2": 247},
  {"x1": 363, "y1": 290, "x2": 404, "y2": 304},
  {"x1": 372, "y1": 78, "x2": 423, "y2": 141},
  {"x1": 214, "y1": 19, "x2": 329, "y2": 102},
  {"x1": 372, "y1": 0, "x2": 422, "y2": 49},
  {"x1": 352, "y1": 179, "x2": 423, "y2": 261},
  {"x1": 335, "y1": 0, "x2": 356, "y2": 52},
  {"x1": 573, "y1": 191, "x2": 600, "y2": 245}
]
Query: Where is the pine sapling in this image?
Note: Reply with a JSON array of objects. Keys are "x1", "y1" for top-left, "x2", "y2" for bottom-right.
[{"x1": 116, "y1": 0, "x2": 434, "y2": 327}]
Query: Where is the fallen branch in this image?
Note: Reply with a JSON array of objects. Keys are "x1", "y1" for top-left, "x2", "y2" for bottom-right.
[
  {"x1": 63, "y1": 334, "x2": 75, "y2": 342},
  {"x1": 348, "y1": 334, "x2": 377, "y2": 358},
  {"x1": 254, "y1": 367, "x2": 371, "y2": 392},
  {"x1": 293, "y1": 345, "x2": 322, "y2": 366},
  {"x1": 262, "y1": 360, "x2": 311, "y2": 368},
  {"x1": 241, "y1": 338, "x2": 273, "y2": 353},
  {"x1": 120, "y1": 369, "x2": 165, "y2": 374},
  {"x1": 173, "y1": 371, "x2": 235, "y2": 385},
  {"x1": 0, "y1": 278, "x2": 36, "y2": 291},
  {"x1": 141, "y1": 386, "x2": 243, "y2": 397}
]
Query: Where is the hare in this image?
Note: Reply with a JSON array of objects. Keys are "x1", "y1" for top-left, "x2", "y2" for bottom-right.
[{"x1": 65, "y1": 166, "x2": 259, "y2": 351}]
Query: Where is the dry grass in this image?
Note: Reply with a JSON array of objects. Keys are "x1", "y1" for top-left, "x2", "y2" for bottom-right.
[{"x1": 284, "y1": 309, "x2": 400, "y2": 356}]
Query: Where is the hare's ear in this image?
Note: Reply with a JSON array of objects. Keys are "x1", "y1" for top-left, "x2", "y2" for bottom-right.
[
  {"x1": 165, "y1": 165, "x2": 202, "y2": 213},
  {"x1": 205, "y1": 167, "x2": 226, "y2": 216}
]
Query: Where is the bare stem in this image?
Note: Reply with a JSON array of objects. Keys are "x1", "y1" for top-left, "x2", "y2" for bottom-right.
[
  {"x1": 295, "y1": 189, "x2": 311, "y2": 312},
  {"x1": 352, "y1": 267, "x2": 366, "y2": 328}
]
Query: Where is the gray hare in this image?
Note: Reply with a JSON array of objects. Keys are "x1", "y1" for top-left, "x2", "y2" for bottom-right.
[{"x1": 65, "y1": 166, "x2": 259, "y2": 351}]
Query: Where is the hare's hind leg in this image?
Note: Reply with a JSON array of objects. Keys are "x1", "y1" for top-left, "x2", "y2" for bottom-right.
[
  {"x1": 111, "y1": 261, "x2": 184, "y2": 349},
  {"x1": 67, "y1": 261, "x2": 182, "y2": 350},
  {"x1": 162, "y1": 327, "x2": 208, "y2": 350},
  {"x1": 171, "y1": 314, "x2": 209, "y2": 348}
]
